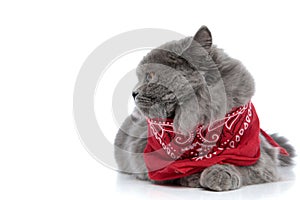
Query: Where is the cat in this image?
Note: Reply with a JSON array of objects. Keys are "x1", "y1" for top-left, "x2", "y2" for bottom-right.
[{"x1": 114, "y1": 26, "x2": 295, "y2": 191}]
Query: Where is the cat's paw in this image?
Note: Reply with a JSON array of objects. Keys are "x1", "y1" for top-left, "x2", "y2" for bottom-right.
[
  {"x1": 200, "y1": 165, "x2": 242, "y2": 191},
  {"x1": 179, "y1": 173, "x2": 201, "y2": 188}
]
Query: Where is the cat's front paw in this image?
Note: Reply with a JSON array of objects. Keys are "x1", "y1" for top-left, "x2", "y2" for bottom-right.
[
  {"x1": 200, "y1": 165, "x2": 242, "y2": 191},
  {"x1": 179, "y1": 173, "x2": 201, "y2": 188}
]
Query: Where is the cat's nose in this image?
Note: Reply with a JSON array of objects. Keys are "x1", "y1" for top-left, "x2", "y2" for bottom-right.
[{"x1": 132, "y1": 91, "x2": 139, "y2": 99}]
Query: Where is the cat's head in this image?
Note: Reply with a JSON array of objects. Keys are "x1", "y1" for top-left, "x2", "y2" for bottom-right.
[{"x1": 133, "y1": 26, "x2": 223, "y2": 133}]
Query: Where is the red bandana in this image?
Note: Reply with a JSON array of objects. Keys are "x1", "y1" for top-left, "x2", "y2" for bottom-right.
[{"x1": 143, "y1": 102, "x2": 289, "y2": 181}]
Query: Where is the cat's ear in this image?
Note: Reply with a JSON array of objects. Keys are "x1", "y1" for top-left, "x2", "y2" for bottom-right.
[{"x1": 193, "y1": 26, "x2": 212, "y2": 50}]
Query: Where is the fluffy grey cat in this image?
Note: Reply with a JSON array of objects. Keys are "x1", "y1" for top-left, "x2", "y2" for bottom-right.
[{"x1": 114, "y1": 26, "x2": 295, "y2": 191}]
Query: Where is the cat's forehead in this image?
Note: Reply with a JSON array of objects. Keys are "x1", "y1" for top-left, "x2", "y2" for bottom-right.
[
  {"x1": 141, "y1": 49, "x2": 186, "y2": 65},
  {"x1": 138, "y1": 37, "x2": 214, "y2": 71},
  {"x1": 137, "y1": 63, "x2": 182, "y2": 76},
  {"x1": 137, "y1": 50, "x2": 194, "y2": 75}
]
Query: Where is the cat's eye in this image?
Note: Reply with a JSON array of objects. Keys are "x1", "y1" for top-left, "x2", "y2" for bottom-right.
[{"x1": 146, "y1": 72, "x2": 155, "y2": 82}]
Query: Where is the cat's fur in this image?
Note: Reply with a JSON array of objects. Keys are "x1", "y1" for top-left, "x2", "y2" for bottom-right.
[{"x1": 114, "y1": 26, "x2": 295, "y2": 191}]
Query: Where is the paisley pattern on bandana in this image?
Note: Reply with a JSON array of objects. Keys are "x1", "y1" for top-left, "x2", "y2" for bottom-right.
[{"x1": 143, "y1": 102, "x2": 288, "y2": 181}]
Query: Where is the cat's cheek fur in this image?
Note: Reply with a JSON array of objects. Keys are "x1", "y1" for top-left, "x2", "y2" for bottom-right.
[{"x1": 173, "y1": 99, "x2": 201, "y2": 135}]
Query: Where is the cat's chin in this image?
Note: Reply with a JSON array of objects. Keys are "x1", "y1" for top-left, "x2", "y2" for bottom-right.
[
  {"x1": 144, "y1": 113, "x2": 176, "y2": 120},
  {"x1": 136, "y1": 107, "x2": 175, "y2": 120}
]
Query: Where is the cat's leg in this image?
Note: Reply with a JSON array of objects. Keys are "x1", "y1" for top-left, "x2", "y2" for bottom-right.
[
  {"x1": 199, "y1": 137, "x2": 280, "y2": 191},
  {"x1": 179, "y1": 160, "x2": 274, "y2": 190},
  {"x1": 236, "y1": 137, "x2": 280, "y2": 185},
  {"x1": 200, "y1": 164, "x2": 242, "y2": 191},
  {"x1": 179, "y1": 173, "x2": 202, "y2": 188}
]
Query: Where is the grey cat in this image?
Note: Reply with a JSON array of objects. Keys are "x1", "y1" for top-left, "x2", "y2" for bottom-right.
[{"x1": 114, "y1": 26, "x2": 295, "y2": 191}]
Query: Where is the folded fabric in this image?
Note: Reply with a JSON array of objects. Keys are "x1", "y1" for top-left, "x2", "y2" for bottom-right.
[{"x1": 143, "y1": 102, "x2": 289, "y2": 181}]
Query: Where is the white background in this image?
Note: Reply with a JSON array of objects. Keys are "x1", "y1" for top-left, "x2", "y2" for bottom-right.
[{"x1": 1, "y1": 0, "x2": 299, "y2": 199}]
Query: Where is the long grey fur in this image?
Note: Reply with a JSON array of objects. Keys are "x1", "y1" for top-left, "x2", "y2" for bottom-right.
[{"x1": 114, "y1": 26, "x2": 295, "y2": 191}]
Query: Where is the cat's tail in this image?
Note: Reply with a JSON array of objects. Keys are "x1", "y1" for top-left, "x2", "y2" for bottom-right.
[{"x1": 270, "y1": 133, "x2": 296, "y2": 166}]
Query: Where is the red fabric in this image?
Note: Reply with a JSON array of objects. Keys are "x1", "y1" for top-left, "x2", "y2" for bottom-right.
[{"x1": 143, "y1": 102, "x2": 289, "y2": 181}]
